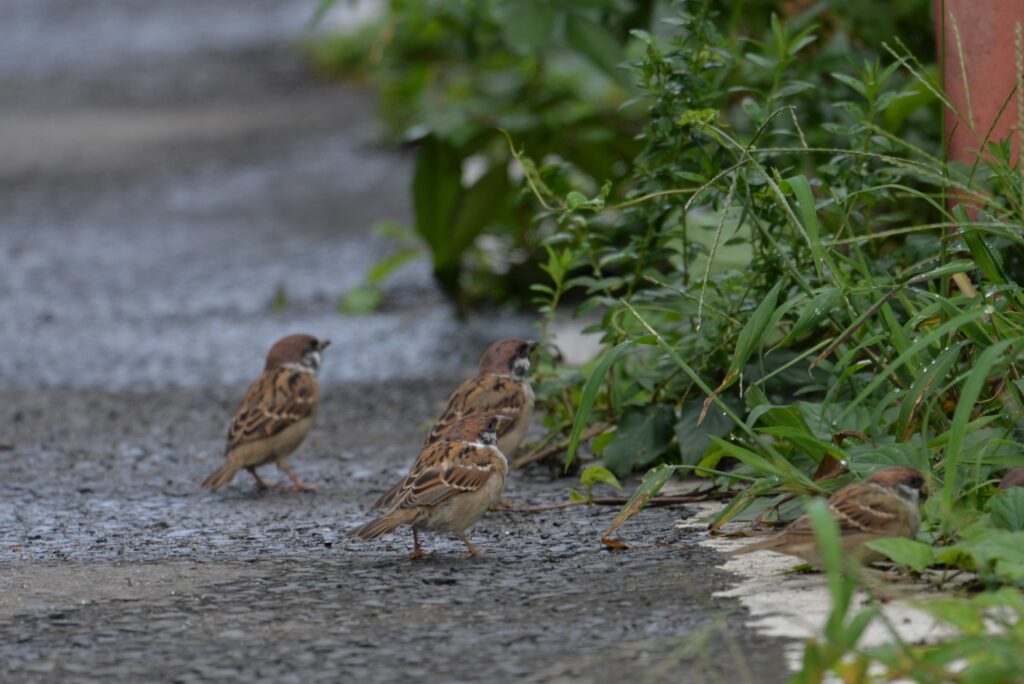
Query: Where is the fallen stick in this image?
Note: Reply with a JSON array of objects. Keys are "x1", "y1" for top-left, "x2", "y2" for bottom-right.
[{"x1": 495, "y1": 492, "x2": 728, "y2": 513}]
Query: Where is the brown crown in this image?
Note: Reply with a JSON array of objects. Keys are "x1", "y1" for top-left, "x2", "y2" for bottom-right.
[
  {"x1": 999, "y1": 468, "x2": 1024, "y2": 489},
  {"x1": 264, "y1": 334, "x2": 328, "y2": 370},
  {"x1": 478, "y1": 338, "x2": 537, "y2": 374},
  {"x1": 865, "y1": 466, "x2": 929, "y2": 496}
]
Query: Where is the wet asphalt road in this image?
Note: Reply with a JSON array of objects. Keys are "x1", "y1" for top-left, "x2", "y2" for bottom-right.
[{"x1": 0, "y1": 1, "x2": 790, "y2": 681}]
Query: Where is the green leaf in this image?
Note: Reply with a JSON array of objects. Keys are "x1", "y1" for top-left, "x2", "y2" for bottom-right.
[
  {"x1": 601, "y1": 404, "x2": 675, "y2": 475},
  {"x1": 565, "y1": 340, "x2": 633, "y2": 468},
  {"x1": 776, "y1": 287, "x2": 843, "y2": 348},
  {"x1": 940, "y1": 337, "x2": 1024, "y2": 523},
  {"x1": 449, "y1": 164, "x2": 510, "y2": 265},
  {"x1": 412, "y1": 137, "x2": 462, "y2": 291},
  {"x1": 707, "y1": 435, "x2": 814, "y2": 488},
  {"x1": 786, "y1": 175, "x2": 825, "y2": 279},
  {"x1": 920, "y1": 598, "x2": 986, "y2": 634},
  {"x1": 988, "y1": 487, "x2": 1024, "y2": 531},
  {"x1": 805, "y1": 498, "x2": 850, "y2": 615},
  {"x1": 864, "y1": 538, "x2": 935, "y2": 573},
  {"x1": 728, "y1": 280, "x2": 784, "y2": 377},
  {"x1": 602, "y1": 464, "x2": 676, "y2": 546},
  {"x1": 839, "y1": 308, "x2": 993, "y2": 421},
  {"x1": 367, "y1": 248, "x2": 421, "y2": 285},
  {"x1": 675, "y1": 396, "x2": 740, "y2": 466},
  {"x1": 580, "y1": 465, "x2": 623, "y2": 494},
  {"x1": 338, "y1": 286, "x2": 383, "y2": 315}
]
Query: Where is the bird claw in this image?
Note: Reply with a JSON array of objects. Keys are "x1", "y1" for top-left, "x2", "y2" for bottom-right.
[{"x1": 409, "y1": 548, "x2": 433, "y2": 560}]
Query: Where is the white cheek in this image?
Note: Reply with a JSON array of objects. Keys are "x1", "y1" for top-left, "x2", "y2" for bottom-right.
[
  {"x1": 307, "y1": 351, "x2": 322, "y2": 372},
  {"x1": 513, "y1": 358, "x2": 530, "y2": 375}
]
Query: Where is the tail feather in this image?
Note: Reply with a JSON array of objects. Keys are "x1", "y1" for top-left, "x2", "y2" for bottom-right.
[
  {"x1": 347, "y1": 509, "x2": 418, "y2": 540},
  {"x1": 370, "y1": 480, "x2": 404, "y2": 511},
  {"x1": 201, "y1": 462, "x2": 241, "y2": 491}
]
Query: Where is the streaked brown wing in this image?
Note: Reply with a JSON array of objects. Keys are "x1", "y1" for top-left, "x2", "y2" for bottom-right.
[
  {"x1": 426, "y1": 373, "x2": 525, "y2": 443},
  {"x1": 372, "y1": 440, "x2": 450, "y2": 510},
  {"x1": 389, "y1": 442, "x2": 500, "y2": 511},
  {"x1": 226, "y1": 368, "x2": 319, "y2": 453},
  {"x1": 827, "y1": 483, "x2": 910, "y2": 537},
  {"x1": 768, "y1": 483, "x2": 904, "y2": 538}
]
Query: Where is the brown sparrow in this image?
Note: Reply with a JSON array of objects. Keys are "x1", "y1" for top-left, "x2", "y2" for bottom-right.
[
  {"x1": 348, "y1": 413, "x2": 510, "y2": 559},
  {"x1": 998, "y1": 468, "x2": 1024, "y2": 489},
  {"x1": 201, "y1": 334, "x2": 329, "y2": 493},
  {"x1": 424, "y1": 337, "x2": 537, "y2": 457},
  {"x1": 726, "y1": 467, "x2": 929, "y2": 567}
]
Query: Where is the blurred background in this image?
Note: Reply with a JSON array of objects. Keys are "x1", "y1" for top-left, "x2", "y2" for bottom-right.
[{"x1": 0, "y1": 0, "x2": 533, "y2": 392}]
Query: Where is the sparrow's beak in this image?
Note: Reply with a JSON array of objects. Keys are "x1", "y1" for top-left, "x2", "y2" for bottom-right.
[
  {"x1": 319, "y1": 340, "x2": 331, "y2": 351},
  {"x1": 494, "y1": 415, "x2": 514, "y2": 426},
  {"x1": 920, "y1": 480, "x2": 931, "y2": 501},
  {"x1": 527, "y1": 340, "x2": 539, "y2": 353}
]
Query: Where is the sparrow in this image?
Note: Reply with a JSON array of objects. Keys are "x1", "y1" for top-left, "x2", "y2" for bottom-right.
[
  {"x1": 424, "y1": 337, "x2": 537, "y2": 457},
  {"x1": 348, "y1": 413, "x2": 510, "y2": 559},
  {"x1": 998, "y1": 468, "x2": 1024, "y2": 489},
  {"x1": 201, "y1": 334, "x2": 330, "y2": 493},
  {"x1": 726, "y1": 467, "x2": 929, "y2": 567}
]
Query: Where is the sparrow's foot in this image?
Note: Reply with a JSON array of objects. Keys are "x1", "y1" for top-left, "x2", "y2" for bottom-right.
[
  {"x1": 409, "y1": 530, "x2": 432, "y2": 559},
  {"x1": 247, "y1": 467, "x2": 270, "y2": 490},
  {"x1": 278, "y1": 465, "x2": 317, "y2": 493},
  {"x1": 458, "y1": 535, "x2": 481, "y2": 559}
]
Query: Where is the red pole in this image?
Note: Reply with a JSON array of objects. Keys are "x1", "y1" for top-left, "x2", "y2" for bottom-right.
[{"x1": 936, "y1": 0, "x2": 1024, "y2": 167}]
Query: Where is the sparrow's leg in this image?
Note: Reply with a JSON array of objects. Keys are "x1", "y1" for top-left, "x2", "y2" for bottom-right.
[
  {"x1": 408, "y1": 529, "x2": 432, "y2": 559},
  {"x1": 246, "y1": 466, "x2": 270, "y2": 490},
  {"x1": 457, "y1": 535, "x2": 481, "y2": 559},
  {"x1": 277, "y1": 464, "x2": 317, "y2": 493}
]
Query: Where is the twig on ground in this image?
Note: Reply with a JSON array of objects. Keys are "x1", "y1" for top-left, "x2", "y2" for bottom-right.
[{"x1": 495, "y1": 492, "x2": 729, "y2": 513}]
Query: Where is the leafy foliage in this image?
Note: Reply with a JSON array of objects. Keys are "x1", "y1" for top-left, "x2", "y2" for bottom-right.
[{"x1": 314, "y1": 0, "x2": 1024, "y2": 678}]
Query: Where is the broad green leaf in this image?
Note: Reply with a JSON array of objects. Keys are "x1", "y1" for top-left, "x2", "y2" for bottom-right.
[
  {"x1": 864, "y1": 538, "x2": 935, "y2": 573},
  {"x1": 988, "y1": 487, "x2": 1024, "y2": 532},
  {"x1": 448, "y1": 164, "x2": 510, "y2": 265},
  {"x1": 412, "y1": 138, "x2": 462, "y2": 292},
  {"x1": 675, "y1": 396, "x2": 741, "y2": 466},
  {"x1": 601, "y1": 404, "x2": 675, "y2": 475},
  {"x1": 919, "y1": 598, "x2": 986, "y2": 634}
]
